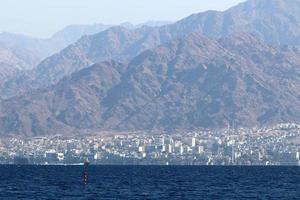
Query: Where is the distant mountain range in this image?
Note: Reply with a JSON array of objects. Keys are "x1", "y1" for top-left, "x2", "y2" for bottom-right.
[
  {"x1": 3, "y1": 0, "x2": 300, "y2": 98},
  {"x1": 0, "y1": 21, "x2": 171, "y2": 82},
  {"x1": 1, "y1": 0, "x2": 300, "y2": 136},
  {"x1": 51, "y1": 21, "x2": 172, "y2": 49},
  {"x1": 1, "y1": 32, "x2": 300, "y2": 136}
]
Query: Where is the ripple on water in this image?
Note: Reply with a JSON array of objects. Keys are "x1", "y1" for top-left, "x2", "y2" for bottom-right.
[{"x1": 0, "y1": 166, "x2": 299, "y2": 199}]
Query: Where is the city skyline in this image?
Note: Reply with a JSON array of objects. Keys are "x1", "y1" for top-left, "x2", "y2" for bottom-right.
[{"x1": 2, "y1": 123, "x2": 300, "y2": 166}]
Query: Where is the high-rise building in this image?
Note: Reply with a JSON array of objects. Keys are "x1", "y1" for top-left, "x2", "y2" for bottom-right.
[
  {"x1": 192, "y1": 138, "x2": 196, "y2": 147},
  {"x1": 162, "y1": 144, "x2": 173, "y2": 153},
  {"x1": 161, "y1": 136, "x2": 165, "y2": 145},
  {"x1": 168, "y1": 144, "x2": 173, "y2": 154},
  {"x1": 180, "y1": 145, "x2": 185, "y2": 155},
  {"x1": 296, "y1": 151, "x2": 300, "y2": 160},
  {"x1": 198, "y1": 146, "x2": 204, "y2": 154}
]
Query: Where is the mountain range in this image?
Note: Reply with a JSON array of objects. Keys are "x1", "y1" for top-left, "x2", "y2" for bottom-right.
[
  {"x1": 0, "y1": 21, "x2": 171, "y2": 84},
  {"x1": 1, "y1": 0, "x2": 300, "y2": 136},
  {"x1": 2, "y1": 0, "x2": 300, "y2": 98},
  {"x1": 1, "y1": 32, "x2": 300, "y2": 136}
]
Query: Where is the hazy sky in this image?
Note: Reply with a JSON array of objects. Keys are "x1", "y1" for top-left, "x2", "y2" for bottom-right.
[{"x1": 0, "y1": 0, "x2": 245, "y2": 38}]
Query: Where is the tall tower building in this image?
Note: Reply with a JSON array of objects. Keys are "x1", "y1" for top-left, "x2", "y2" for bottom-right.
[
  {"x1": 198, "y1": 146, "x2": 204, "y2": 154},
  {"x1": 192, "y1": 137, "x2": 196, "y2": 147}
]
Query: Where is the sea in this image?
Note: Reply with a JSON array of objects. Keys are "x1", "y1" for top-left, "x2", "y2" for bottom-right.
[{"x1": 0, "y1": 165, "x2": 299, "y2": 199}]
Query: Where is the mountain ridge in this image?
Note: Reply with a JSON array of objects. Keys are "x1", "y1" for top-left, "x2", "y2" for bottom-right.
[
  {"x1": 1, "y1": 32, "x2": 300, "y2": 136},
  {"x1": 3, "y1": 0, "x2": 300, "y2": 99},
  {"x1": 1, "y1": 0, "x2": 300, "y2": 136}
]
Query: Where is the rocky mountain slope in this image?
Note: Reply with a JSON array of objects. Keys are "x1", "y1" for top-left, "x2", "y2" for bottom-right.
[
  {"x1": 0, "y1": 23, "x2": 115, "y2": 74},
  {"x1": 0, "y1": 47, "x2": 31, "y2": 82},
  {"x1": 2, "y1": 0, "x2": 300, "y2": 99},
  {"x1": 1, "y1": 32, "x2": 300, "y2": 136},
  {"x1": 0, "y1": 21, "x2": 171, "y2": 74},
  {"x1": 0, "y1": 21, "x2": 173, "y2": 98},
  {"x1": 168, "y1": 0, "x2": 300, "y2": 45},
  {"x1": 1, "y1": 0, "x2": 300, "y2": 136}
]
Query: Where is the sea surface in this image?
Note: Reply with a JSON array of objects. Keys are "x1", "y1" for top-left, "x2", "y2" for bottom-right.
[{"x1": 0, "y1": 165, "x2": 299, "y2": 199}]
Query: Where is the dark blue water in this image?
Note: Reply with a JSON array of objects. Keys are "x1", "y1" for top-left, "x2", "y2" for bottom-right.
[{"x1": 0, "y1": 166, "x2": 300, "y2": 199}]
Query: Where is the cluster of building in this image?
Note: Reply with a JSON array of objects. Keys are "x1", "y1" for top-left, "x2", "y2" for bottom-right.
[{"x1": 1, "y1": 123, "x2": 300, "y2": 165}]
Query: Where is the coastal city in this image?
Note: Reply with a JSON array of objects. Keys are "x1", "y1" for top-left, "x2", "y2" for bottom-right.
[{"x1": 1, "y1": 123, "x2": 300, "y2": 166}]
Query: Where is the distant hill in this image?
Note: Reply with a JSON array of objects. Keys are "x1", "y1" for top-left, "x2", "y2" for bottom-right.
[{"x1": 1, "y1": 32, "x2": 300, "y2": 136}]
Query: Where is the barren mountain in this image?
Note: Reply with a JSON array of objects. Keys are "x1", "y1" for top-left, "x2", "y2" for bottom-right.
[
  {"x1": 2, "y1": 0, "x2": 300, "y2": 99},
  {"x1": 1, "y1": 32, "x2": 300, "y2": 136},
  {"x1": 0, "y1": 23, "x2": 114, "y2": 72},
  {"x1": 0, "y1": 47, "x2": 28, "y2": 81},
  {"x1": 0, "y1": 21, "x2": 171, "y2": 74},
  {"x1": 1, "y1": 0, "x2": 300, "y2": 136}
]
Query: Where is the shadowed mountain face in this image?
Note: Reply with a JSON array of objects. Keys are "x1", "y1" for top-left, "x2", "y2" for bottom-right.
[
  {"x1": 1, "y1": 32, "x2": 300, "y2": 136},
  {"x1": 0, "y1": 60, "x2": 127, "y2": 136},
  {"x1": 2, "y1": 0, "x2": 300, "y2": 99}
]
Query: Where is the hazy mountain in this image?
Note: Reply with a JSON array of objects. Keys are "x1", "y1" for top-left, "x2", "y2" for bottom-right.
[
  {"x1": 0, "y1": 24, "x2": 114, "y2": 74},
  {"x1": 50, "y1": 24, "x2": 113, "y2": 46},
  {"x1": 169, "y1": 0, "x2": 300, "y2": 45},
  {"x1": 1, "y1": 0, "x2": 300, "y2": 136},
  {"x1": 0, "y1": 21, "x2": 170, "y2": 97},
  {"x1": 52, "y1": 21, "x2": 172, "y2": 44},
  {"x1": 1, "y1": 32, "x2": 300, "y2": 136},
  {"x1": 0, "y1": 20, "x2": 172, "y2": 93},
  {"x1": 0, "y1": 33, "x2": 45, "y2": 74},
  {"x1": 2, "y1": 0, "x2": 300, "y2": 99},
  {"x1": 0, "y1": 32, "x2": 62, "y2": 69},
  {"x1": 0, "y1": 20, "x2": 171, "y2": 70},
  {"x1": 0, "y1": 26, "x2": 169, "y2": 97},
  {"x1": 0, "y1": 47, "x2": 29, "y2": 81}
]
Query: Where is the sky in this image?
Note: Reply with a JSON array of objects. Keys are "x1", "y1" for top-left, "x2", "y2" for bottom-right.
[{"x1": 0, "y1": 0, "x2": 245, "y2": 38}]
